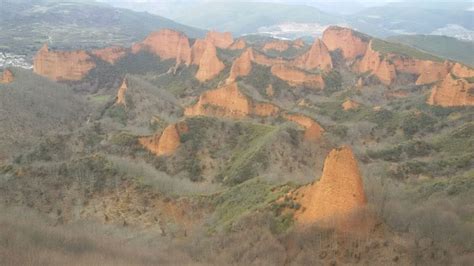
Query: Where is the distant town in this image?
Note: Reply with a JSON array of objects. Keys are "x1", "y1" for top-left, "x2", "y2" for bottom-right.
[{"x1": 0, "y1": 51, "x2": 33, "y2": 69}]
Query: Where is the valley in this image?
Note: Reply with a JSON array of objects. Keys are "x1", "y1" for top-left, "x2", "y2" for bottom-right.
[{"x1": 0, "y1": 15, "x2": 473, "y2": 266}]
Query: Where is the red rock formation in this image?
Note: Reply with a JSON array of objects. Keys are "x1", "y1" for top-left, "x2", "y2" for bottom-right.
[
  {"x1": 195, "y1": 41, "x2": 225, "y2": 82},
  {"x1": 427, "y1": 74, "x2": 474, "y2": 107},
  {"x1": 292, "y1": 39, "x2": 332, "y2": 71},
  {"x1": 33, "y1": 44, "x2": 96, "y2": 81},
  {"x1": 91, "y1": 46, "x2": 127, "y2": 64},
  {"x1": 227, "y1": 48, "x2": 254, "y2": 83},
  {"x1": 0, "y1": 69, "x2": 14, "y2": 84},
  {"x1": 139, "y1": 122, "x2": 189, "y2": 156},
  {"x1": 266, "y1": 84, "x2": 274, "y2": 97},
  {"x1": 357, "y1": 41, "x2": 397, "y2": 85},
  {"x1": 390, "y1": 57, "x2": 450, "y2": 85},
  {"x1": 342, "y1": 100, "x2": 360, "y2": 110},
  {"x1": 263, "y1": 40, "x2": 290, "y2": 52},
  {"x1": 184, "y1": 82, "x2": 279, "y2": 118},
  {"x1": 205, "y1": 31, "x2": 234, "y2": 49},
  {"x1": 115, "y1": 79, "x2": 128, "y2": 106},
  {"x1": 283, "y1": 113, "x2": 324, "y2": 141},
  {"x1": 451, "y1": 63, "x2": 474, "y2": 78},
  {"x1": 293, "y1": 146, "x2": 367, "y2": 226},
  {"x1": 293, "y1": 39, "x2": 305, "y2": 49},
  {"x1": 271, "y1": 64, "x2": 325, "y2": 88},
  {"x1": 132, "y1": 29, "x2": 191, "y2": 65},
  {"x1": 191, "y1": 39, "x2": 207, "y2": 65},
  {"x1": 322, "y1": 26, "x2": 369, "y2": 60},
  {"x1": 229, "y1": 39, "x2": 247, "y2": 50}
]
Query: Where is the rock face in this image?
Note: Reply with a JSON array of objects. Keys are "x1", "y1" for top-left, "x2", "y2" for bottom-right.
[
  {"x1": 263, "y1": 40, "x2": 290, "y2": 52},
  {"x1": 282, "y1": 113, "x2": 324, "y2": 141},
  {"x1": 227, "y1": 48, "x2": 254, "y2": 83},
  {"x1": 132, "y1": 29, "x2": 191, "y2": 65},
  {"x1": 139, "y1": 122, "x2": 189, "y2": 156},
  {"x1": 322, "y1": 26, "x2": 369, "y2": 60},
  {"x1": 191, "y1": 39, "x2": 208, "y2": 65},
  {"x1": 294, "y1": 146, "x2": 367, "y2": 226},
  {"x1": 342, "y1": 100, "x2": 360, "y2": 110},
  {"x1": 391, "y1": 57, "x2": 450, "y2": 85},
  {"x1": 33, "y1": 44, "x2": 96, "y2": 81},
  {"x1": 205, "y1": 31, "x2": 234, "y2": 49},
  {"x1": 451, "y1": 63, "x2": 474, "y2": 78},
  {"x1": 195, "y1": 41, "x2": 226, "y2": 82},
  {"x1": 0, "y1": 69, "x2": 14, "y2": 84},
  {"x1": 184, "y1": 82, "x2": 279, "y2": 118},
  {"x1": 357, "y1": 41, "x2": 397, "y2": 85},
  {"x1": 115, "y1": 79, "x2": 128, "y2": 106},
  {"x1": 292, "y1": 39, "x2": 332, "y2": 71},
  {"x1": 271, "y1": 64, "x2": 325, "y2": 88},
  {"x1": 229, "y1": 39, "x2": 247, "y2": 50},
  {"x1": 427, "y1": 74, "x2": 474, "y2": 107},
  {"x1": 92, "y1": 46, "x2": 127, "y2": 64}
]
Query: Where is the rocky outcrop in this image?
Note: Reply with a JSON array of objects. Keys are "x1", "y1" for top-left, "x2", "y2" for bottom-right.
[
  {"x1": 292, "y1": 39, "x2": 332, "y2": 71},
  {"x1": 92, "y1": 46, "x2": 127, "y2": 64},
  {"x1": 195, "y1": 41, "x2": 225, "y2": 82},
  {"x1": 271, "y1": 64, "x2": 325, "y2": 88},
  {"x1": 263, "y1": 40, "x2": 290, "y2": 52},
  {"x1": 0, "y1": 69, "x2": 14, "y2": 84},
  {"x1": 293, "y1": 39, "x2": 305, "y2": 49},
  {"x1": 322, "y1": 26, "x2": 369, "y2": 60},
  {"x1": 357, "y1": 41, "x2": 397, "y2": 85},
  {"x1": 139, "y1": 122, "x2": 189, "y2": 156},
  {"x1": 33, "y1": 44, "x2": 96, "y2": 81},
  {"x1": 293, "y1": 146, "x2": 367, "y2": 226},
  {"x1": 205, "y1": 31, "x2": 234, "y2": 49},
  {"x1": 427, "y1": 74, "x2": 474, "y2": 107},
  {"x1": 283, "y1": 113, "x2": 324, "y2": 141},
  {"x1": 132, "y1": 29, "x2": 191, "y2": 65},
  {"x1": 451, "y1": 63, "x2": 474, "y2": 78},
  {"x1": 227, "y1": 48, "x2": 254, "y2": 83},
  {"x1": 342, "y1": 100, "x2": 360, "y2": 110},
  {"x1": 229, "y1": 39, "x2": 247, "y2": 50},
  {"x1": 191, "y1": 39, "x2": 207, "y2": 65},
  {"x1": 115, "y1": 79, "x2": 128, "y2": 106},
  {"x1": 184, "y1": 82, "x2": 279, "y2": 118},
  {"x1": 391, "y1": 57, "x2": 450, "y2": 85}
]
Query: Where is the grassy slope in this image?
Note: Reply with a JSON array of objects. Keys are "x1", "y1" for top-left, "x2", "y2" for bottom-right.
[
  {"x1": 372, "y1": 38, "x2": 443, "y2": 61},
  {"x1": 387, "y1": 35, "x2": 474, "y2": 67}
]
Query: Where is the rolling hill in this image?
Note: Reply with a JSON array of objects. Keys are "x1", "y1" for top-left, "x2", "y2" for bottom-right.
[{"x1": 387, "y1": 34, "x2": 474, "y2": 67}]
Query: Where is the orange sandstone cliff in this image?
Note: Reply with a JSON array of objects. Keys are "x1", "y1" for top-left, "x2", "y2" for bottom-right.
[
  {"x1": 451, "y1": 63, "x2": 474, "y2": 78},
  {"x1": 427, "y1": 74, "x2": 474, "y2": 107},
  {"x1": 0, "y1": 69, "x2": 14, "y2": 84},
  {"x1": 293, "y1": 146, "x2": 367, "y2": 226},
  {"x1": 322, "y1": 26, "x2": 369, "y2": 60},
  {"x1": 282, "y1": 113, "x2": 324, "y2": 141},
  {"x1": 33, "y1": 44, "x2": 96, "y2": 81},
  {"x1": 229, "y1": 39, "x2": 247, "y2": 50},
  {"x1": 195, "y1": 41, "x2": 225, "y2": 82},
  {"x1": 91, "y1": 46, "x2": 127, "y2": 64},
  {"x1": 205, "y1": 31, "x2": 234, "y2": 49},
  {"x1": 342, "y1": 100, "x2": 361, "y2": 110},
  {"x1": 115, "y1": 79, "x2": 128, "y2": 106},
  {"x1": 184, "y1": 82, "x2": 279, "y2": 118},
  {"x1": 263, "y1": 40, "x2": 291, "y2": 52},
  {"x1": 271, "y1": 64, "x2": 325, "y2": 88},
  {"x1": 139, "y1": 122, "x2": 189, "y2": 156},
  {"x1": 292, "y1": 39, "x2": 332, "y2": 71},
  {"x1": 227, "y1": 48, "x2": 254, "y2": 83},
  {"x1": 357, "y1": 41, "x2": 397, "y2": 85},
  {"x1": 132, "y1": 29, "x2": 191, "y2": 65}
]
